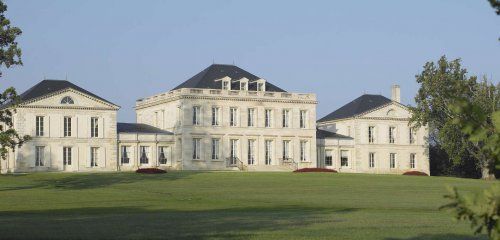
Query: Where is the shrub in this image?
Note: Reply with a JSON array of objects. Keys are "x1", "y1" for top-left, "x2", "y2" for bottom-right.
[
  {"x1": 294, "y1": 168, "x2": 337, "y2": 173},
  {"x1": 403, "y1": 171, "x2": 429, "y2": 176},
  {"x1": 136, "y1": 168, "x2": 166, "y2": 174}
]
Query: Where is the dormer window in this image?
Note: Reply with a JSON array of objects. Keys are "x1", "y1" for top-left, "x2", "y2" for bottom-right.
[
  {"x1": 240, "y1": 82, "x2": 247, "y2": 91},
  {"x1": 222, "y1": 80, "x2": 230, "y2": 90},
  {"x1": 61, "y1": 96, "x2": 74, "y2": 104},
  {"x1": 256, "y1": 79, "x2": 266, "y2": 92}
]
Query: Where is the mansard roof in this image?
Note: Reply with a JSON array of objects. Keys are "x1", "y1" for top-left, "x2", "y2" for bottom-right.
[
  {"x1": 318, "y1": 94, "x2": 392, "y2": 122},
  {"x1": 316, "y1": 129, "x2": 352, "y2": 139},
  {"x1": 172, "y1": 64, "x2": 286, "y2": 92},
  {"x1": 117, "y1": 123, "x2": 173, "y2": 134},
  {"x1": 15, "y1": 79, "x2": 118, "y2": 107}
]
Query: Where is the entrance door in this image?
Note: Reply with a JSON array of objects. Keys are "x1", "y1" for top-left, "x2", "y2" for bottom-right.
[{"x1": 63, "y1": 147, "x2": 72, "y2": 171}]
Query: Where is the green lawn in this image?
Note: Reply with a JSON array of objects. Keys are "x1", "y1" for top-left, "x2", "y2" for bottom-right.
[{"x1": 0, "y1": 172, "x2": 493, "y2": 240}]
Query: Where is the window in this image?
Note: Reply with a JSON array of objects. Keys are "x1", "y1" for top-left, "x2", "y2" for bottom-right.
[
  {"x1": 121, "y1": 146, "x2": 130, "y2": 164},
  {"x1": 192, "y1": 106, "x2": 200, "y2": 125},
  {"x1": 91, "y1": 117, "x2": 99, "y2": 138},
  {"x1": 341, "y1": 150, "x2": 349, "y2": 167},
  {"x1": 389, "y1": 127, "x2": 396, "y2": 144},
  {"x1": 211, "y1": 139, "x2": 220, "y2": 160},
  {"x1": 240, "y1": 82, "x2": 247, "y2": 91},
  {"x1": 409, "y1": 128, "x2": 415, "y2": 144},
  {"x1": 140, "y1": 146, "x2": 149, "y2": 164},
  {"x1": 257, "y1": 82, "x2": 264, "y2": 92},
  {"x1": 248, "y1": 139, "x2": 255, "y2": 165},
  {"x1": 368, "y1": 126, "x2": 375, "y2": 143},
  {"x1": 192, "y1": 138, "x2": 201, "y2": 160},
  {"x1": 230, "y1": 139, "x2": 238, "y2": 161},
  {"x1": 64, "y1": 116, "x2": 71, "y2": 137},
  {"x1": 282, "y1": 109, "x2": 290, "y2": 128},
  {"x1": 90, "y1": 147, "x2": 99, "y2": 167},
  {"x1": 36, "y1": 116, "x2": 44, "y2": 136},
  {"x1": 35, "y1": 146, "x2": 44, "y2": 166},
  {"x1": 247, "y1": 108, "x2": 255, "y2": 127},
  {"x1": 325, "y1": 150, "x2": 333, "y2": 166},
  {"x1": 369, "y1": 152, "x2": 375, "y2": 168},
  {"x1": 222, "y1": 80, "x2": 230, "y2": 90},
  {"x1": 60, "y1": 96, "x2": 74, "y2": 104},
  {"x1": 230, "y1": 107, "x2": 238, "y2": 127},
  {"x1": 282, "y1": 140, "x2": 291, "y2": 161},
  {"x1": 212, "y1": 107, "x2": 220, "y2": 126},
  {"x1": 265, "y1": 140, "x2": 273, "y2": 165},
  {"x1": 265, "y1": 109, "x2": 272, "y2": 128},
  {"x1": 63, "y1": 147, "x2": 72, "y2": 166},
  {"x1": 300, "y1": 110, "x2": 307, "y2": 129},
  {"x1": 410, "y1": 153, "x2": 416, "y2": 169},
  {"x1": 390, "y1": 153, "x2": 396, "y2": 168},
  {"x1": 300, "y1": 141, "x2": 308, "y2": 162},
  {"x1": 158, "y1": 146, "x2": 168, "y2": 165}
]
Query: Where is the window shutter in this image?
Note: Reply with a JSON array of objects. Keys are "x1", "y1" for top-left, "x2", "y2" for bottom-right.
[
  {"x1": 87, "y1": 147, "x2": 91, "y2": 167},
  {"x1": 45, "y1": 146, "x2": 51, "y2": 168},
  {"x1": 98, "y1": 118, "x2": 104, "y2": 138},
  {"x1": 27, "y1": 145, "x2": 35, "y2": 167},
  {"x1": 100, "y1": 147, "x2": 106, "y2": 168}
]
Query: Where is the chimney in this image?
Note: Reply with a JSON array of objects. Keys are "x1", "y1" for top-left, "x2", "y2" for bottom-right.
[{"x1": 391, "y1": 85, "x2": 401, "y2": 103}]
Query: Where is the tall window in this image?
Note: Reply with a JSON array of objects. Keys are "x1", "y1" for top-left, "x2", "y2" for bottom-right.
[
  {"x1": 36, "y1": 116, "x2": 44, "y2": 136},
  {"x1": 121, "y1": 146, "x2": 130, "y2": 164},
  {"x1": 35, "y1": 146, "x2": 44, "y2": 166},
  {"x1": 300, "y1": 141, "x2": 308, "y2": 162},
  {"x1": 90, "y1": 147, "x2": 99, "y2": 167},
  {"x1": 282, "y1": 140, "x2": 291, "y2": 160},
  {"x1": 63, "y1": 147, "x2": 72, "y2": 166},
  {"x1": 265, "y1": 109, "x2": 272, "y2": 128},
  {"x1": 248, "y1": 139, "x2": 255, "y2": 165},
  {"x1": 368, "y1": 126, "x2": 375, "y2": 143},
  {"x1": 282, "y1": 109, "x2": 290, "y2": 128},
  {"x1": 265, "y1": 140, "x2": 273, "y2": 165},
  {"x1": 140, "y1": 146, "x2": 149, "y2": 164},
  {"x1": 211, "y1": 139, "x2": 220, "y2": 160},
  {"x1": 230, "y1": 139, "x2": 238, "y2": 162},
  {"x1": 230, "y1": 107, "x2": 238, "y2": 127},
  {"x1": 325, "y1": 150, "x2": 333, "y2": 166},
  {"x1": 192, "y1": 106, "x2": 200, "y2": 125},
  {"x1": 192, "y1": 138, "x2": 201, "y2": 160},
  {"x1": 212, "y1": 107, "x2": 220, "y2": 126},
  {"x1": 300, "y1": 110, "x2": 307, "y2": 129},
  {"x1": 91, "y1": 117, "x2": 99, "y2": 138},
  {"x1": 409, "y1": 128, "x2": 415, "y2": 144},
  {"x1": 247, "y1": 108, "x2": 255, "y2": 127},
  {"x1": 64, "y1": 116, "x2": 72, "y2": 137},
  {"x1": 390, "y1": 153, "x2": 396, "y2": 168},
  {"x1": 341, "y1": 150, "x2": 349, "y2": 167},
  {"x1": 158, "y1": 146, "x2": 168, "y2": 165},
  {"x1": 389, "y1": 127, "x2": 396, "y2": 144},
  {"x1": 410, "y1": 153, "x2": 416, "y2": 169},
  {"x1": 369, "y1": 152, "x2": 375, "y2": 168}
]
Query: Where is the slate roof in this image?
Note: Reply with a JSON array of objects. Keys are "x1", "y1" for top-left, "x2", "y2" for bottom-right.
[
  {"x1": 172, "y1": 64, "x2": 286, "y2": 92},
  {"x1": 8, "y1": 80, "x2": 118, "y2": 107},
  {"x1": 318, "y1": 94, "x2": 392, "y2": 122},
  {"x1": 117, "y1": 123, "x2": 173, "y2": 134},
  {"x1": 316, "y1": 129, "x2": 353, "y2": 139}
]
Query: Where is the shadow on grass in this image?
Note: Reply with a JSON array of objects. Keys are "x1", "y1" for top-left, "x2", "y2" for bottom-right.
[
  {"x1": 0, "y1": 205, "x2": 356, "y2": 240},
  {"x1": 0, "y1": 171, "x2": 200, "y2": 191},
  {"x1": 386, "y1": 233, "x2": 486, "y2": 240}
]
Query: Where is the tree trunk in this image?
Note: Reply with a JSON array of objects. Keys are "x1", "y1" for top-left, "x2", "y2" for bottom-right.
[{"x1": 481, "y1": 160, "x2": 496, "y2": 180}]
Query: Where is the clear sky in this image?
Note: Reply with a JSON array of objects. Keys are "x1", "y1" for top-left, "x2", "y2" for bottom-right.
[{"x1": 2, "y1": 0, "x2": 499, "y2": 122}]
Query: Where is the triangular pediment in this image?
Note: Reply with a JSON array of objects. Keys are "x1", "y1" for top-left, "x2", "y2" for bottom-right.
[
  {"x1": 359, "y1": 102, "x2": 410, "y2": 119},
  {"x1": 22, "y1": 88, "x2": 119, "y2": 110}
]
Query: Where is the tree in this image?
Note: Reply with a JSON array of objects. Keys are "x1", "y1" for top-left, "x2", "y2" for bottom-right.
[
  {"x1": 410, "y1": 56, "x2": 498, "y2": 179},
  {"x1": 489, "y1": 0, "x2": 500, "y2": 15},
  {"x1": 0, "y1": 0, "x2": 29, "y2": 161}
]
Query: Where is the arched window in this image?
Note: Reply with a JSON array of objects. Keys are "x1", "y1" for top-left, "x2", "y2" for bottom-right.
[
  {"x1": 386, "y1": 109, "x2": 395, "y2": 117},
  {"x1": 61, "y1": 96, "x2": 74, "y2": 104}
]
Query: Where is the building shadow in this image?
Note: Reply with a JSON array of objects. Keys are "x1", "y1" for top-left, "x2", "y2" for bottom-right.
[{"x1": 0, "y1": 205, "x2": 356, "y2": 240}]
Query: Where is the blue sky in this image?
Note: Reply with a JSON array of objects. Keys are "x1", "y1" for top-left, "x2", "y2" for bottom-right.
[{"x1": 2, "y1": 0, "x2": 499, "y2": 122}]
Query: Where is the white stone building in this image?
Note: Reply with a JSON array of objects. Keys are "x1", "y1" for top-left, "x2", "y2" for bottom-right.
[
  {"x1": 316, "y1": 85, "x2": 430, "y2": 175},
  {"x1": 1, "y1": 65, "x2": 428, "y2": 174}
]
